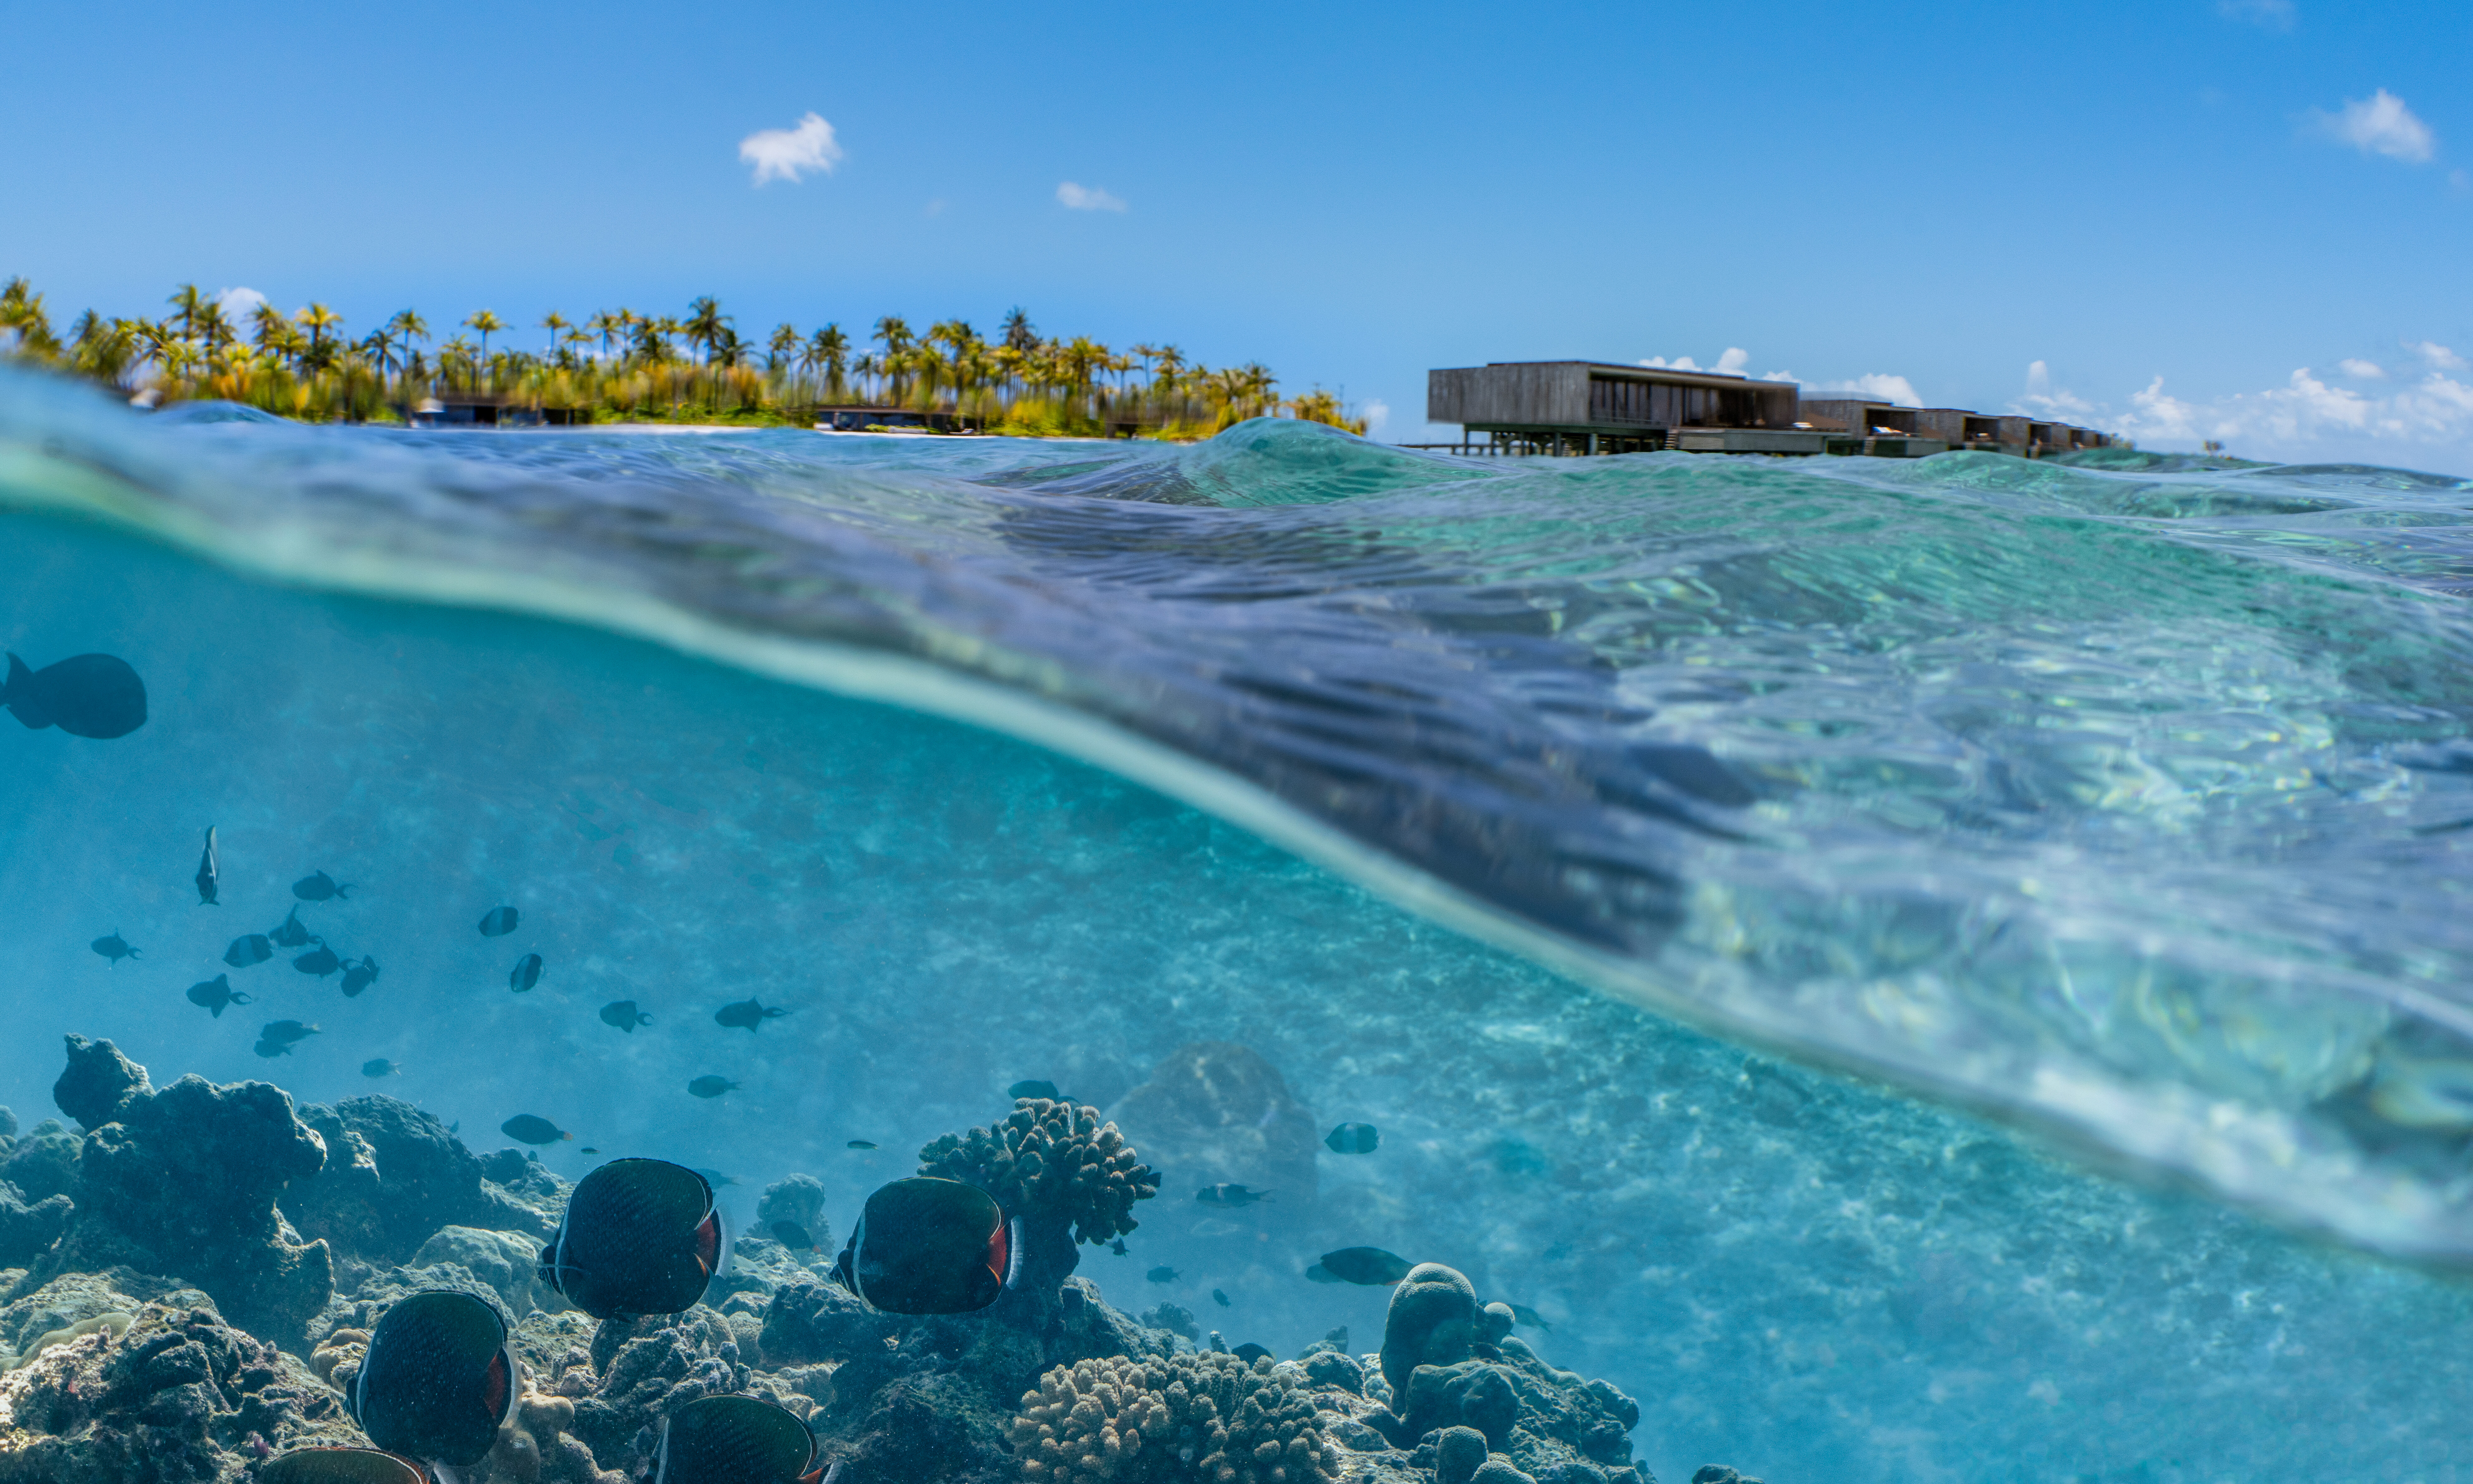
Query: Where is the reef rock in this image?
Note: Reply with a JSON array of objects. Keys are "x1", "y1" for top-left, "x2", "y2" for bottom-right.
[
  {"x1": 1108, "y1": 1041, "x2": 1320, "y2": 1211},
  {"x1": 2, "y1": 1123, "x2": 80, "y2": 1205},
  {"x1": 409, "y1": 1226, "x2": 553, "y2": 1316},
  {"x1": 0, "y1": 1294, "x2": 359, "y2": 1482},
  {"x1": 1381, "y1": 1262, "x2": 1478, "y2": 1395},
  {"x1": 0, "y1": 1183, "x2": 70, "y2": 1271},
  {"x1": 51, "y1": 1038, "x2": 150, "y2": 1134},
  {"x1": 44, "y1": 1051, "x2": 332, "y2": 1348},
  {"x1": 757, "y1": 1173, "x2": 826, "y2": 1233},
  {"x1": 282, "y1": 1095, "x2": 558, "y2": 1269},
  {"x1": 1382, "y1": 1337, "x2": 1646, "y2": 1482},
  {"x1": 570, "y1": 1307, "x2": 756, "y2": 1472}
]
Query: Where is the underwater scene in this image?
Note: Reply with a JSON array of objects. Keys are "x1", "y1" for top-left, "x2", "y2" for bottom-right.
[{"x1": 2, "y1": 361, "x2": 2473, "y2": 1482}]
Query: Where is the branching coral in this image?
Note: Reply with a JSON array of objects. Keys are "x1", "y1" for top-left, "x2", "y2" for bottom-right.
[
  {"x1": 917, "y1": 1099, "x2": 1158, "y2": 1246},
  {"x1": 1012, "y1": 1351, "x2": 1341, "y2": 1484}
]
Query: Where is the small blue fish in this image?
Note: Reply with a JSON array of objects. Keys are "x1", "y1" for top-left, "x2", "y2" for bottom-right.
[
  {"x1": 688, "y1": 1076, "x2": 738, "y2": 1099},
  {"x1": 478, "y1": 905, "x2": 519, "y2": 937},
  {"x1": 362, "y1": 1058, "x2": 402, "y2": 1078},
  {"x1": 510, "y1": 953, "x2": 545, "y2": 992},
  {"x1": 89, "y1": 930, "x2": 138, "y2": 966}
]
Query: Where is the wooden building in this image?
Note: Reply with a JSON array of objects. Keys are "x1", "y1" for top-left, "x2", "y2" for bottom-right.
[
  {"x1": 814, "y1": 406, "x2": 968, "y2": 433},
  {"x1": 1427, "y1": 361, "x2": 1797, "y2": 454}
]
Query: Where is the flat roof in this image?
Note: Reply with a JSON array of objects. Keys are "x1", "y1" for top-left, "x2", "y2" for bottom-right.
[{"x1": 1457, "y1": 360, "x2": 1797, "y2": 393}]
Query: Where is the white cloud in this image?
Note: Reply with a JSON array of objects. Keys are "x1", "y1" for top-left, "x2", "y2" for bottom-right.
[
  {"x1": 1056, "y1": 181, "x2": 1126, "y2": 212},
  {"x1": 1713, "y1": 347, "x2": 1749, "y2": 375},
  {"x1": 215, "y1": 287, "x2": 268, "y2": 322},
  {"x1": 2338, "y1": 357, "x2": 2388, "y2": 379},
  {"x1": 1639, "y1": 355, "x2": 1701, "y2": 371},
  {"x1": 2217, "y1": 0, "x2": 2295, "y2": 30},
  {"x1": 1362, "y1": 399, "x2": 1390, "y2": 434},
  {"x1": 2409, "y1": 340, "x2": 2467, "y2": 370},
  {"x1": 739, "y1": 113, "x2": 843, "y2": 185},
  {"x1": 1808, "y1": 373, "x2": 1923, "y2": 408},
  {"x1": 2113, "y1": 366, "x2": 2473, "y2": 462},
  {"x1": 2311, "y1": 89, "x2": 2435, "y2": 164},
  {"x1": 2016, "y1": 359, "x2": 2096, "y2": 416}
]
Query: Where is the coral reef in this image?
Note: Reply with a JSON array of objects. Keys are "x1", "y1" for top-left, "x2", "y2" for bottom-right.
[
  {"x1": 0, "y1": 1184, "x2": 69, "y2": 1272},
  {"x1": 0, "y1": 1294, "x2": 359, "y2": 1482},
  {"x1": 1012, "y1": 1350, "x2": 1343, "y2": 1484},
  {"x1": 570, "y1": 1308, "x2": 759, "y2": 1472},
  {"x1": 50, "y1": 1038, "x2": 149, "y2": 1134},
  {"x1": 1, "y1": 1122, "x2": 80, "y2": 1204},
  {"x1": 283, "y1": 1096, "x2": 560, "y2": 1269},
  {"x1": 1108, "y1": 1043, "x2": 1320, "y2": 1211},
  {"x1": 917, "y1": 1098, "x2": 1159, "y2": 1287},
  {"x1": 1380, "y1": 1263, "x2": 1477, "y2": 1396},
  {"x1": 40, "y1": 1045, "x2": 333, "y2": 1346},
  {"x1": 758, "y1": 1173, "x2": 827, "y2": 1234}
]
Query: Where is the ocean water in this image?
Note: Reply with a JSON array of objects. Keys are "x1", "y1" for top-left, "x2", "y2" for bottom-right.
[{"x1": 3, "y1": 361, "x2": 2473, "y2": 1480}]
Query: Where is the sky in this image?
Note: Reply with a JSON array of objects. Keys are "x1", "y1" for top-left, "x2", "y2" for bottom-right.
[{"x1": 2, "y1": 0, "x2": 2468, "y2": 469}]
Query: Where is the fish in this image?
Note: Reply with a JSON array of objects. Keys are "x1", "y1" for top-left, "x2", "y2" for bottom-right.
[
  {"x1": 1232, "y1": 1342, "x2": 1271, "y2": 1365},
  {"x1": 580, "y1": 1147, "x2": 600, "y2": 1155},
  {"x1": 1196, "y1": 1183, "x2": 1270, "y2": 1207},
  {"x1": 185, "y1": 974, "x2": 250, "y2": 1017},
  {"x1": 89, "y1": 930, "x2": 139, "y2": 966},
  {"x1": 651, "y1": 1393, "x2": 817, "y2": 1484},
  {"x1": 224, "y1": 933, "x2": 274, "y2": 968},
  {"x1": 293, "y1": 870, "x2": 352, "y2": 902},
  {"x1": 713, "y1": 997, "x2": 787, "y2": 1031},
  {"x1": 1211, "y1": 1288, "x2": 1231, "y2": 1308},
  {"x1": 500, "y1": 1114, "x2": 571, "y2": 1146},
  {"x1": 340, "y1": 956, "x2": 381, "y2": 997},
  {"x1": 362, "y1": 1059, "x2": 402, "y2": 1078},
  {"x1": 294, "y1": 945, "x2": 343, "y2": 977},
  {"x1": 1109, "y1": 1238, "x2": 1128, "y2": 1256},
  {"x1": 846, "y1": 1140, "x2": 878, "y2": 1151},
  {"x1": 348, "y1": 1289, "x2": 516, "y2": 1470},
  {"x1": 269, "y1": 905, "x2": 321, "y2": 949},
  {"x1": 1315, "y1": 1247, "x2": 1414, "y2": 1285},
  {"x1": 1, "y1": 652, "x2": 147, "y2": 740},
  {"x1": 538, "y1": 1157, "x2": 731, "y2": 1320},
  {"x1": 253, "y1": 1038, "x2": 292, "y2": 1058},
  {"x1": 601, "y1": 1000, "x2": 652, "y2": 1032},
  {"x1": 262, "y1": 1018, "x2": 320, "y2": 1045},
  {"x1": 477, "y1": 906, "x2": 519, "y2": 937},
  {"x1": 770, "y1": 1219, "x2": 817, "y2": 1251},
  {"x1": 194, "y1": 827, "x2": 220, "y2": 906},
  {"x1": 1007, "y1": 1079, "x2": 1060, "y2": 1102},
  {"x1": 509, "y1": 953, "x2": 545, "y2": 993},
  {"x1": 1147, "y1": 1265, "x2": 1180, "y2": 1283},
  {"x1": 1305, "y1": 1264, "x2": 1342, "y2": 1283},
  {"x1": 1324, "y1": 1122, "x2": 1380, "y2": 1154},
  {"x1": 831, "y1": 1176, "x2": 1016, "y2": 1316},
  {"x1": 687, "y1": 1076, "x2": 738, "y2": 1099},
  {"x1": 1505, "y1": 1303, "x2": 1553, "y2": 1333},
  {"x1": 255, "y1": 1446, "x2": 429, "y2": 1484}
]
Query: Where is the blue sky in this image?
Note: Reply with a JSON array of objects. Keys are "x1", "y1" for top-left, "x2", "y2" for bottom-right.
[{"x1": 3, "y1": 0, "x2": 2467, "y2": 468}]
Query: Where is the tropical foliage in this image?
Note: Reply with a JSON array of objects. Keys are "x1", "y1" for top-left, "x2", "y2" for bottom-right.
[{"x1": 0, "y1": 278, "x2": 1370, "y2": 437}]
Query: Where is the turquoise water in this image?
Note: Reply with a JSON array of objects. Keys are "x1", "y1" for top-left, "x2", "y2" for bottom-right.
[{"x1": 4, "y1": 363, "x2": 2473, "y2": 1479}]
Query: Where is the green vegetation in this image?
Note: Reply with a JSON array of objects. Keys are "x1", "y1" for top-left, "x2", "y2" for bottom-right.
[{"x1": 0, "y1": 278, "x2": 1369, "y2": 437}]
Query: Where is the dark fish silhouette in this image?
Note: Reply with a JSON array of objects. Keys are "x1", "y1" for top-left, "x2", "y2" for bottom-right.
[
  {"x1": 1110, "y1": 1238, "x2": 1128, "y2": 1256},
  {"x1": 1325, "y1": 1122, "x2": 1379, "y2": 1154},
  {"x1": 651, "y1": 1393, "x2": 818, "y2": 1484},
  {"x1": 1315, "y1": 1247, "x2": 1413, "y2": 1286},
  {"x1": 538, "y1": 1158, "x2": 730, "y2": 1320},
  {"x1": 687, "y1": 1076, "x2": 738, "y2": 1099},
  {"x1": 293, "y1": 870, "x2": 352, "y2": 902},
  {"x1": 263, "y1": 1019, "x2": 320, "y2": 1046},
  {"x1": 269, "y1": 905, "x2": 320, "y2": 949},
  {"x1": 478, "y1": 906, "x2": 519, "y2": 937},
  {"x1": 363, "y1": 1058, "x2": 402, "y2": 1078},
  {"x1": 1506, "y1": 1303, "x2": 1552, "y2": 1332},
  {"x1": 501, "y1": 1114, "x2": 570, "y2": 1146},
  {"x1": 195, "y1": 827, "x2": 219, "y2": 906},
  {"x1": 224, "y1": 933, "x2": 273, "y2": 968},
  {"x1": 185, "y1": 974, "x2": 250, "y2": 1017},
  {"x1": 1008, "y1": 1079, "x2": 1060, "y2": 1102},
  {"x1": 770, "y1": 1219, "x2": 817, "y2": 1252},
  {"x1": 89, "y1": 930, "x2": 138, "y2": 966},
  {"x1": 341, "y1": 955, "x2": 381, "y2": 997},
  {"x1": 1306, "y1": 1264, "x2": 1342, "y2": 1283},
  {"x1": 1211, "y1": 1288, "x2": 1231, "y2": 1307},
  {"x1": 601, "y1": 1000, "x2": 652, "y2": 1032},
  {"x1": 714, "y1": 998, "x2": 787, "y2": 1031},
  {"x1": 580, "y1": 1147, "x2": 599, "y2": 1155},
  {"x1": 831, "y1": 1177, "x2": 1016, "y2": 1316},
  {"x1": 845, "y1": 1140, "x2": 878, "y2": 1151},
  {"x1": 257, "y1": 1447, "x2": 428, "y2": 1484},
  {"x1": 509, "y1": 953, "x2": 545, "y2": 993},
  {"x1": 1232, "y1": 1342, "x2": 1271, "y2": 1365},
  {"x1": 254, "y1": 1038, "x2": 292, "y2": 1058},
  {"x1": 294, "y1": 945, "x2": 343, "y2": 977},
  {"x1": 349, "y1": 1290, "x2": 516, "y2": 1470},
  {"x1": 1147, "y1": 1265, "x2": 1179, "y2": 1283},
  {"x1": 1196, "y1": 1183, "x2": 1270, "y2": 1207},
  {"x1": 2, "y1": 652, "x2": 147, "y2": 740}
]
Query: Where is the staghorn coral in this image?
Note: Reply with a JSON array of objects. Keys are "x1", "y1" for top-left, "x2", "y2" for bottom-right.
[
  {"x1": 919, "y1": 1099, "x2": 1159, "y2": 1249},
  {"x1": 1012, "y1": 1351, "x2": 1341, "y2": 1484}
]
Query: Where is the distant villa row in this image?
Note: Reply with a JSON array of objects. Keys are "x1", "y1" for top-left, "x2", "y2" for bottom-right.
[
  {"x1": 1422, "y1": 360, "x2": 2118, "y2": 458},
  {"x1": 0, "y1": 278, "x2": 1368, "y2": 438}
]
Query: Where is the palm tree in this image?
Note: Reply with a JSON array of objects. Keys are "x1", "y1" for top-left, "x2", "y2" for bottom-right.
[
  {"x1": 684, "y1": 297, "x2": 730, "y2": 364},
  {"x1": 767, "y1": 322, "x2": 799, "y2": 375},
  {"x1": 359, "y1": 328, "x2": 403, "y2": 380},
  {"x1": 167, "y1": 284, "x2": 206, "y2": 344},
  {"x1": 540, "y1": 311, "x2": 570, "y2": 358},
  {"x1": 193, "y1": 300, "x2": 236, "y2": 358},
  {"x1": 584, "y1": 311, "x2": 620, "y2": 362},
  {"x1": 296, "y1": 303, "x2": 343, "y2": 357},
  {"x1": 1001, "y1": 307, "x2": 1036, "y2": 353},
  {"x1": 805, "y1": 325, "x2": 849, "y2": 397},
  {"x1": 386, "y1": 310, "x2": 429, "y2": 375},
  {"x1": 462, "y1": 309, "x2": 504, "y2": 363},
  {"x1": 252, "y1": 301, "x2": 292, "y2": 356}
]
